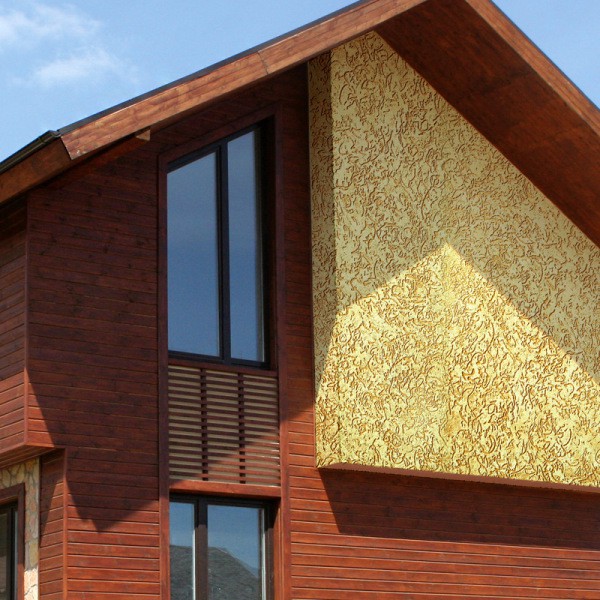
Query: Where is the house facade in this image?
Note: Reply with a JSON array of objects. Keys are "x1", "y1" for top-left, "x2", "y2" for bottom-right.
[{"x1": 0, "y1": 0, "x2": 599, "y2": 598}]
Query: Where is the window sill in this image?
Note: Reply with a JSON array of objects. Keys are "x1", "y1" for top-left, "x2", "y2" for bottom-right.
[{"x1": 169, "y1": 478, "x2": 281, "y2": 499}]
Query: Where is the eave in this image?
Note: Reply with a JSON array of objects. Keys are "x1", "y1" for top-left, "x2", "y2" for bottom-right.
[{"x1": 0, "y1": 0, "x2": 598, "y2": 246}]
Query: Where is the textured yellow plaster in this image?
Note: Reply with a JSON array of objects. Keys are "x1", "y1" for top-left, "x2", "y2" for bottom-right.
[
  {"x1": 1, "y1": 460, "x2": 39, "y2": 600},
  {"x1": 310, "y1": 33, "x2": 600, "y2": 486}
]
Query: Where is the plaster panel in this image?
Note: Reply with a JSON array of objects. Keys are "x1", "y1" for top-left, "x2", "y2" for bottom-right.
[{"x1": 310, "y1": 33, "x2": 600, "y2": 486}]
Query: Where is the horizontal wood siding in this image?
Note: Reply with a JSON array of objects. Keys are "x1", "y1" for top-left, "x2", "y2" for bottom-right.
[
  {"x1": 24, "y1": 67, "x2": 308, "y2": 599},
  {"x1": 280, "y1": 67, "x2": 600, "y2": 598},
  {"x1": 39, "y1": 451, "x2": 66, "y2": 599},
  {"x1": 0, "y1": 200, "x2": 26, "y2": 452},
  {"x1": 27, "y1": 144, "x2": 160, "y2": 598}
]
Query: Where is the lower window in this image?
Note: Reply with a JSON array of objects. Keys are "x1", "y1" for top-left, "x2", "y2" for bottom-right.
[
  {"x1": 170, "y1": 496, "x2": 273, "y2": 600},
  {"x1": 0, "y1": 503, "x2": 17, "y2": 600}
]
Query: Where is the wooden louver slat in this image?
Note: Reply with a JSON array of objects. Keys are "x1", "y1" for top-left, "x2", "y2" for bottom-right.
[{"x1": 168, "y1": 363, "x2": 280, "y2": 486}]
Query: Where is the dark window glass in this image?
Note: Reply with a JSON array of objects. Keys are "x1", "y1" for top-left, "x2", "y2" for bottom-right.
[
  {"x1": 168, "y1": 127, "x2": 266, "y2": 365},
  {"x1": 0, "y1": 504, "x2": 17, "y2": 600},
  {"x1": 208, "y1": 504, "x2": 263, "y2": 600},
  {"x1": 170, "y1": 497, "x2": 270, "y2": 600},
  {"x1": 168, "y1": 152, "x2": 219, "y2": 356},
  {"x1": 228, "y1": 131, "x2": 264, "y2": 363},
  {"x1": 170, "y1": 501, "x2": 196, "y2": 600}
]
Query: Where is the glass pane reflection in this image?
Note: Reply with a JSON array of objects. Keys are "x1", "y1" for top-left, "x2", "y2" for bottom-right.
[
  {"x1": 168, "y1": 152, "x2": 220, "y2": 356},
  {"x1": 208, "y1": 504, "x2": 264, "y2": 600},
  {"x1": 228, "y1": 131, "x2": 264, "y2": 363},
  {"x1": 170, "y1": 501, "x2": 195, "y2": 600}
]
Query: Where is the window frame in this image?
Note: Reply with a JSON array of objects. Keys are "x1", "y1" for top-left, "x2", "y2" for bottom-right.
[
  {"x1": 166, "y1": 122, "x2": 272, "y2": 369},
  {"x1": 0, "y1": 484, "x2": 24, "y2": 600},
  {"x1": 170, "y1": 494, "x2": 275, "y2": 600}
]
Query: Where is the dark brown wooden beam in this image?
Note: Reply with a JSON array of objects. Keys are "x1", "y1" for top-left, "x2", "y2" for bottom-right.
[
  {"x1": 44, "y1": 130, "x2": 151, "y2": 191},
  {"x1": 0, "y1": 132, "x2": 151, "y2": 205},
  {"x1": 0, "y1": 140, "x2": 70, "y2": 204}
]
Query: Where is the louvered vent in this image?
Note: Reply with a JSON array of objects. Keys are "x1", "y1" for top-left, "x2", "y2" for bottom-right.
[{"x1": 168, "y1": 362, "x2": 280, "y2": 486}]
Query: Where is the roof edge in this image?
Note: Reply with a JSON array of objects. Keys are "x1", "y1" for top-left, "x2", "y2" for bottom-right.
[
  {"x1": 0, "y1": 0, "x2": 597, "y2": 237},
  {"x1": 0, "y1": 131, "x2": 61, "y2": 177},
  {"x1": 0, "y1": 0, "x2": 376, "y2": 179},
  {"x1": 58, "y1": 0, "x2": 425, "y2": 159},
  {"x1": 55, "y1": 0, "x2": 372, "y2": 140},
  {"x1": 467, "y1": 0, "x2": 599, "y2": 131}
]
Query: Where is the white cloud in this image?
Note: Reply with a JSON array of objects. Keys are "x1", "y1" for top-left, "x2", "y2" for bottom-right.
[
  {"x1": 0, "y1": 2, "x2": 98, "y2": 49},
  {"x1": 1, "y1": 2, "x2": 136, "y2": 88},
  {"x1": 32, "y1": 48, "x2": 126, "y2": 88}
]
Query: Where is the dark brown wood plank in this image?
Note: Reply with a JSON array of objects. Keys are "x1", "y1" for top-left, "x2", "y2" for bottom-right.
[
  {"x1": 0, "y1": 200, "x2": 26, "y2": 454},
  {"x1": 0, "y1": 140, "x2": 70, "y2": 204},
  {"x1": 39, "y1": 451, "x2": 67, "y2": 600},
  {"x1": 26, "y1": 143, "x2": 160, "y2": 597}
]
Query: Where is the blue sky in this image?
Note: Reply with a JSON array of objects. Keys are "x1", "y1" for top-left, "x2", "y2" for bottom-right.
[{"x1": 1, "y1": 0, "x2": 598, "y2": 162}]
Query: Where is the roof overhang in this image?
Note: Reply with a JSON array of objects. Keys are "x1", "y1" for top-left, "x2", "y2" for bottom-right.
[{"x1": 0, "y1": 0, "x2": 598, "y2": 245}]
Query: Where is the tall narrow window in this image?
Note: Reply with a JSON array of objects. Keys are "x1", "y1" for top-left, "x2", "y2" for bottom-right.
[
  {"x1": 170, "y1": 497, "x2": 272, "y2": 600},
  {"x1": 0, "y1": 503, "x2": 17, "y2": 600},
  {"x1": 168, "y1": 127, "x2": 266, "y2": 365}
]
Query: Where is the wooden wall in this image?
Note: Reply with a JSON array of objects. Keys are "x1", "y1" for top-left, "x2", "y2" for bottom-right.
[
  {"x1": 26, "y1": 138, "x2": 161, "y2": 598},
  {"x1": 24, "y1": 65, "x2": 309, "y2": 599},
  {"x1": 39, "y1": 451, "x2": 66, "y2": 599},
  {"x1": 287, "y1": 466, "x2": 600, "y2": 597},
  {"x1": 0, "y1": 199, "x2": 26, "y2": 453},
  {"x1": 153, "y1": 65, "x2": 312, "y2": 598}
]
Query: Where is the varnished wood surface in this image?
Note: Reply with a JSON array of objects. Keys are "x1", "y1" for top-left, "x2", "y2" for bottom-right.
[
  {"x1": 169, "y1": 479, "x2": 281, "y2": 499},
  {"x1": 39, "y1": 451, "x2": 66, "y2": 600},
  {"x1": 156, "y1": 67, "x2": 311, "y2": 600},
  {"x1": 0, "y1": 140, "x2": 70, "y2": 205},
  {"x1": 23, "y1": 67, "x2": 308, "y2": 599},
  {"x1": 168, "y1": 363, "x2": 280, "y2": 487},
  {"x1": 0, "y1": 200, "x2": 26, "y2": 452},
  {"x1": 26, "y1": 141, "x2": 161, "y2": 598}
]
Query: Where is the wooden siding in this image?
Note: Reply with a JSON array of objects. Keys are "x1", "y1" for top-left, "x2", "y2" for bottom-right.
[
  {"x1": 154, "y1": 66, "x2": 314, "y2": 598},
  {"x1": 26, "y1": 142, "x2": 160, "y2": 598},
  {"x1": 23, "y1": 66, "x2": 308, "y2": 599},
  {"x1": 277, "y1": 67, "x2": 600, "y2": 599},
  {"x1": 39, "y1": 451, "x2": 66, "y2": 600},
  {"x1": 0, "y1": 199, "x2": 26, "y2": 452}
]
